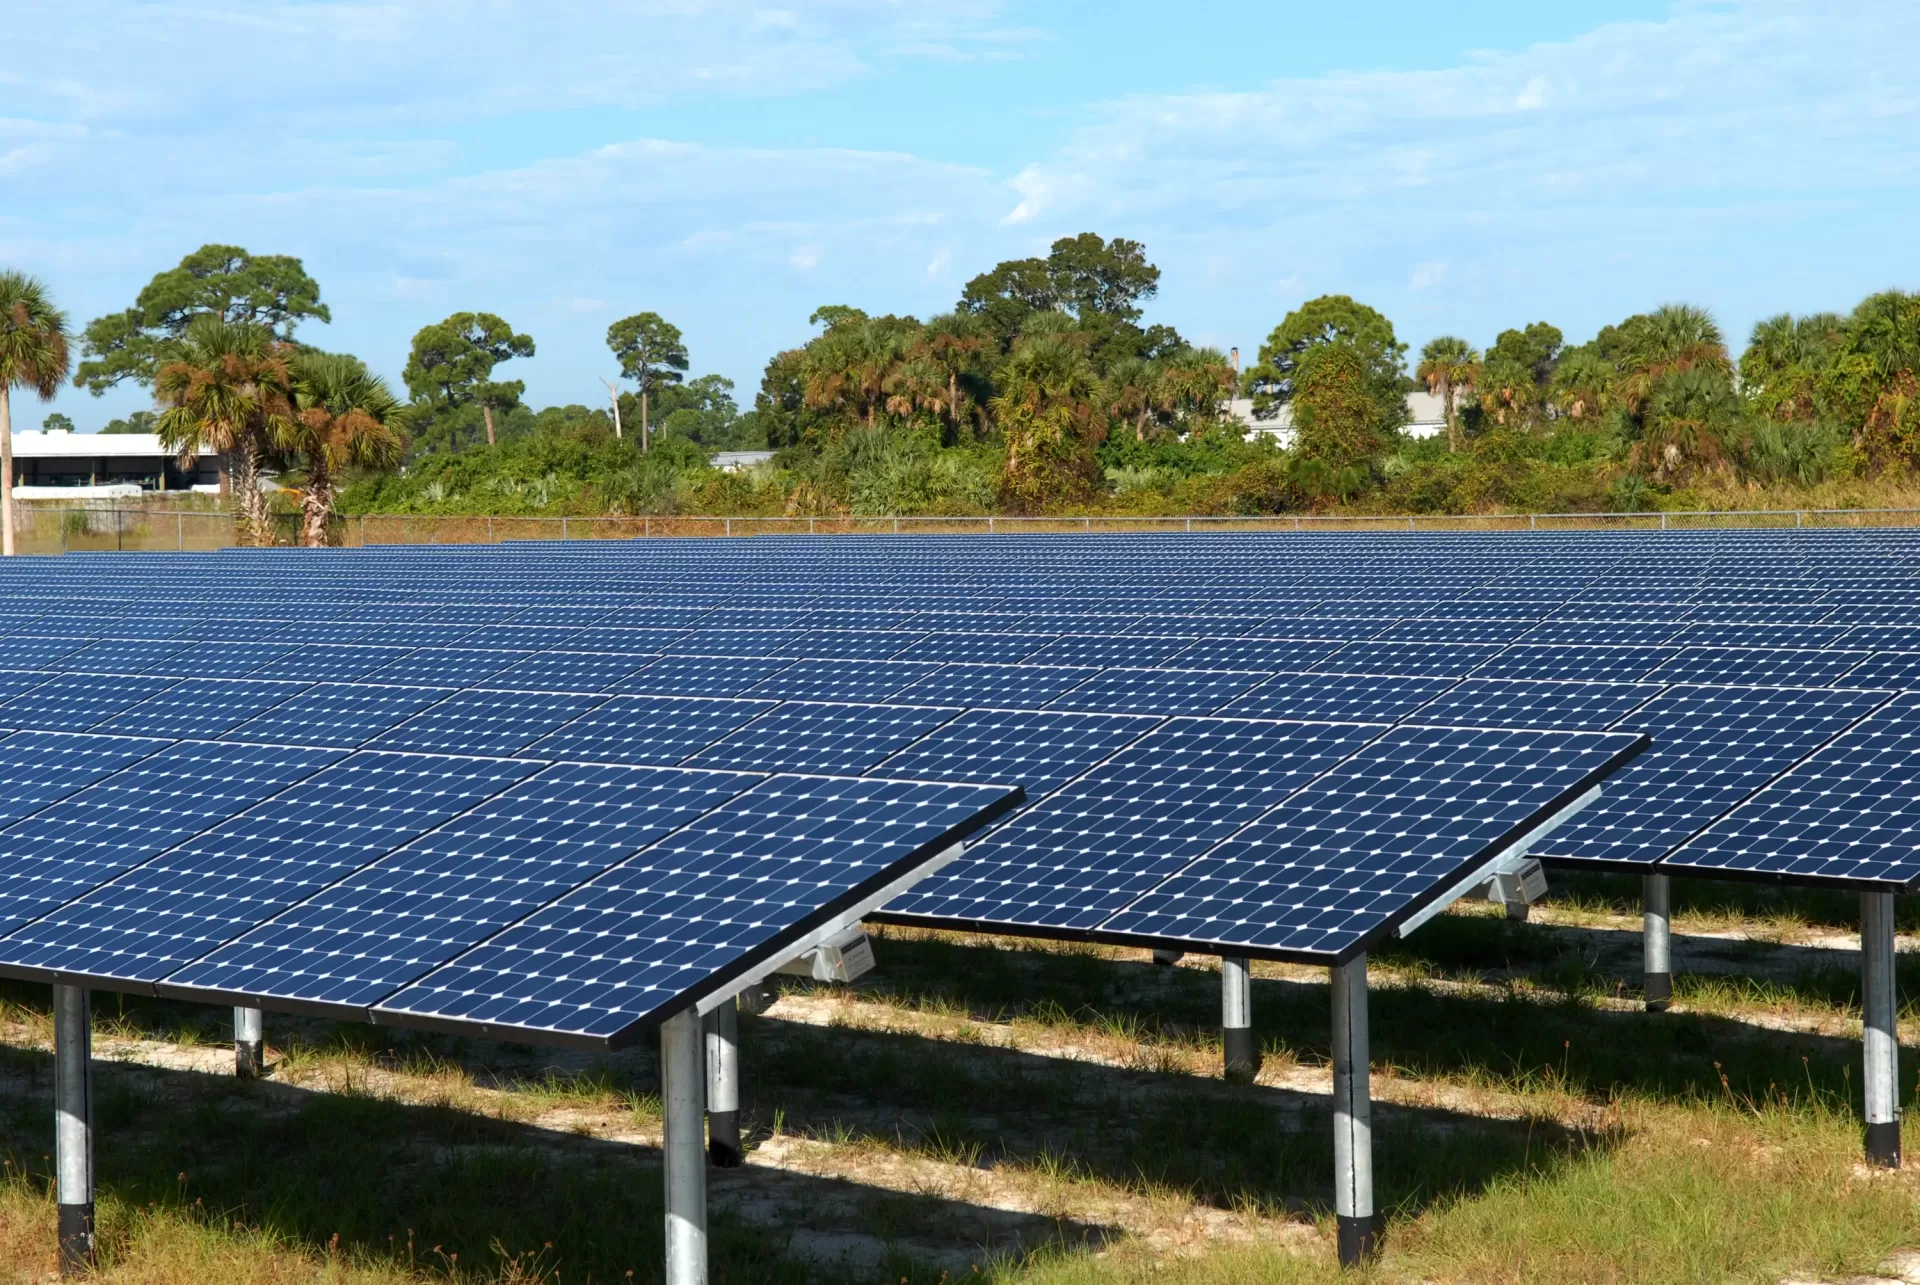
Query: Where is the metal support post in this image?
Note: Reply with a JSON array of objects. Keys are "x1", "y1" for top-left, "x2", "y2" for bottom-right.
[
  {"x1": 1862, "y1": 891, "x2": 1901, "y2": 1167},
  {"x1": 1643, "y1": 873, "x2": 1673, "y2": 1012},
  {"x1": 1331, "y1": 955, "x2": 1376, "y2": 1268},
  {"x1": 661, "y1": 1008, "x2": 708, "y2": 1285},
  {"x1": 1222, "y1": 956, "x2": 1258, "y2": 1081},
  {"x1": 705, "y1": 998, "x2": 742, "y2": 1167},
  {"x1": 235, "y1": 1005, "x2": 264, "y2": 1078},
  {"x1": 53, "y1": 984, "x2": 94, "y2": 1276}
]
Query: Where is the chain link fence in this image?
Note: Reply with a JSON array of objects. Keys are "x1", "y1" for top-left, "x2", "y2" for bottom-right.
[{"x1": 16, "y1": 504, "x2": 1920, "y2": 552}]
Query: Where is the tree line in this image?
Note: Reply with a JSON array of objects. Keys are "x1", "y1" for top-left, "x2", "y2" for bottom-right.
[{"x1": 2, "y1": 239, "x2": 1917, "y2": 542}]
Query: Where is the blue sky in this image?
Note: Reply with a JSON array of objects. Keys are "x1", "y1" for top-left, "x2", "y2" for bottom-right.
[{"x1": 6, "y1": 0, "x2": 1917, "y2": 430}]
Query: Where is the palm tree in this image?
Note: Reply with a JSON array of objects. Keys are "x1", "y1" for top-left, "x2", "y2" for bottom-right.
[
  {"x1": 1160, "y1": 348, "x2": 1237, "y2": 431},
  {"x1": 281, "y1": 352, "x2": 406, "y2": 546},
  {"x1": 1550, "y1": 349, "x2": 1615, "y2": 422},
  {"x1": 154, "y1": 316, "x2": 291, "y2": 546},
  {"x1": 914, "y1": 313, "x2": 989, "y2": 444},
  {"x1": 990, "y1": 333, "x2": 1107, "y2": 510},
  {"x1": 0, "y1": 272, "x2": 71, "y2": 556},
  {"x1": 804, "y1": 319, "x2": 908, "y2": 434},
  {"x1": 1415, "y1": 336, "x2": 1478, "y2": 452},
  {"x1": 1635, "y1": 366, "x2": 1740, "y2": 480},
  {"x1": 1102, "y1": 357, "x2": 1166, "y2": 441},
  {"x1": 1618, "y1": 304, "x2": 1731, "y2": 413}
]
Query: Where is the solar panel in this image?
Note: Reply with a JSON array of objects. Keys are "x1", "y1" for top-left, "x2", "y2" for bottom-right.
[
  {"x1": 1663, "y1": 693, "x2": 1920, "y2": 887},
  {"x1": 0, "y1": 731, "x2": 169, "y2": 826},
  {"x1": 888, "y1": 662, "x2": 1098, "y2": 710},
  {"x1": 1827, "y1": 652, "x2": 1920, "y2": 691},
  {"x1": 1538, "y1": 685, "x2": 1891, "y2": 867},
  {"x1": 159, "y1": 763, "x2": 762, "y2": 1011},
  {"x1": 885, "y1": 718, "x2": 1384, "y2": 931},
  {"x1": 671, "y1": 627, "x2": 808, "y2": 658},
  {"x1": 221, "y1": 684, "x2": 455, "y2": 750},
  {"x1": 614, "y1": 654, "x2": 796, "y2": 698},
  {"x1": 1021, "y1": 634, "x2": 1192, "y2": 668},
  {"x1": 871, "y1": 708, "x2": 1160, "y2": 795},
  {"x1": 481, "y1": 652, "x2": 655, "y2": 694},
  {"x1": 88, "y1": 678, "x2": 311, "y2": 740},
  {"x1": 373, "y1": 775, "x2": 1022, "y2": 1046},
  {"x1": 1103, "y1": 725, "x2": 1646, "y2": 957},
  {"x1": 0, "y1": 742, "x2": 345, "y2": 936},
  {"x1": 1047, "y1": 667, "x2": 1269, "y2": 716},
  {"x1": 0, "y1": 672, "x2": 182, "y2": 731},
  {"x1": 1474, "y1": 644, "x2": 1675, "y2": 683},
  {"x1": 786, "y1": 629, "x2": 928, "y2": 660},
  {"x1": 56, "y1": 639, "x2": 188, "y2": 675},
  {"x1": 1220, "y1": 672, "x2": 1457, "y2": 723},
  {"x1": 0, "y1": 752, "x2": 542, "y2": 985},
  {"x1": 148, "y1": 640, "x2": 300, "y2": 678},
  {"x1": 890, "y1": 631, "x2": 1057, "y2": 664},
  {"x1": 245, "y1": 646, "x2": 418, "y2": 683},
  {"x1": 369, "y1": 689, "x2": 610, "y2": 757},
  {"x1": 1409, "y1": 678, "x2": 1664, "y2": 731},
  {"x1": 1164, "y1": 637, "x2": 1342, "y2": 672},
  {"x1": 519, "y1": 695, "x2": 776, "y2": 766},
  {"x1": 365, "y1": 647, "x2": 534, "y2": 687},
  {"x1": 682, "y1": 702, "x2": 961, "y2": 776},
  {"x1": 1314, "y1": 641, "x2": 1506, "y2": 678},
  {"x1": 1641, "y1": 647, "x2": 1870, "y2": 688},
  {"x1": 741, "y1": 658, "x2": 937, "y2": 704}
]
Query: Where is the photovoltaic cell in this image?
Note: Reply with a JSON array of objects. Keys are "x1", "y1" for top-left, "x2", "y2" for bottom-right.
[
  {"x1": 221, "y1": 684, "x2": 455, "y2": 750},
  {"x1": 741, "y1": 658, "x2": 938, "y2": 704},
  {"x1": 885, "y1": 718, "x2": 1383, "y2": 930},
  {"x1": 1474, "y1": 645, "x2": 1675, "y2": 683},
  {"x1": 614, "y1": 655, "x2": 796, "y2": 698},
  {"x1": 519, "y1": 695, "x2": 776, "y2": 766},
  {"x1": 1640, "y1": 647, "x2": 1871, "y2": 689},
  {"x1": 0, "y1": 741, "x2": 345, "y2": 937},
  {"x1": 1314, "y1": 641, "x2": 1506, "y2": 678},
  {"x1": 1164, "y1": 637, "x2": 1341, "y2": 673},
  {"x1": 0, "y1": 672, "x2": 182, "y2": 731},
  {"x1": 56, "y1": 639, "x2": 188, "y2": 675},
  {"x1": 1409, "y1": 678, "x2": 1664, "y2": 731},
  {"x1": 0, "y1": 752, "x2": 542, "y2": 985},
  {"x1": 1104, "y1": 726, "x2": 1647, "y2": 957},
  {"x1": 683, "y1": 702, "x2": 961, "y2": 776},
  {"x1": 245, "y1": 646, "x2": 417, "y2": 684},
  {"x1": 0, "y1": 730, "x2": 169, "y2": 826},
  {"x1": 1047, "y1": 668, "x2": 1269, "y2": 716},
  {"x1": 1537, "y1": 684, "x2": 1891, "y2": 867},
  {"x1": 147, "y1": 641, "x2": 300, "y2": 678},
  {"x1": 1020, "y1": 634, "x2": 1192, "y2": 668},
  {"x1": 365, "y1": 647, "x2": 535, "y2": 687},
  {"x1": 89, "y1": 678, "x2": 312, "y2": 740},
  {"x1": 1839, "y1": 652, "x2": 1920, "y2": 691},
  {"x1": 889, "y1": 632, "x2": 1057, "y2": 664},
  {"x1": 889, "y1": 663, "x2": 1099, "y2": 710},
  {"x1": 161, "y1": 763, "x2": 761, "y2": 1010},
  {"x1": 871, "y1": 708, "x2": 1159, "y2": 795},
  {"x1": 375, "y1": 775, "x2": 1021, "y2": 1045},
  {"x1": 786, "y1": 629, "x2": 928, "y2": 660},
  {"x1": 481, "y1": 652, "x2": 655, "y2": 694},
  {"x1": 1220, "y1": 672, "x2": 1456, "y2": 723},
  {"x1": 369, "y1": 689, "x2": 610, "y2": 757}
]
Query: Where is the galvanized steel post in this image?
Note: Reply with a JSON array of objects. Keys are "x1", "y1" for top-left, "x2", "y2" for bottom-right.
[
  {"x1": 705, "y1": 998, "x2": 742, "y2": 1167},
  {"x1": 53, "y1": 984, "x2": 93, "y2": 1276},
  {"x1": 1331, "y1": 956, "x2": 1375, "y2": 1267},
  {"x1": 1862, "y1": 891, "x2": 1901, "y2": 1167},
  {"x1": 235, "y1": 1005, "x2": 264, "y2": 1077},
  {"x1": 1642, "y1": 873, "x2": 1672, "y2": 1011},
  {"x1": 1221, "y1": 956, "x2": 1257, "y2": 1080},
  {"x1": 661, "y1": 1008, "x2": 709, "y2": 1284}
]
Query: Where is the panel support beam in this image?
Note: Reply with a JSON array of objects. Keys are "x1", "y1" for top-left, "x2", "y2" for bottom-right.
[
  {"x1": 662, "y1": 1008, "x2": 709, "y2": 1284},
  {"x1": 705, "y1": 998, "x2": 742, "y2": 1168},
  {"x1": 234, "y1": 1005, "x2": 264, "y2": 1078},
  {"x1": 1642, "y1": 874, "x2": 1672, "y2": 1012},
  {"x1": 1221, "y1": 956, "x2": 1258, "y2": 1081},
  {"x1": 1862, "y1": 891, "x2": 1901, "y2": 1168},
  {"x1": 53, "y1": 984, "x2": 94, "y2": 1277},
  {"x1": 1331, "y1": 955, "x2": 1376, "y2": 1268}
]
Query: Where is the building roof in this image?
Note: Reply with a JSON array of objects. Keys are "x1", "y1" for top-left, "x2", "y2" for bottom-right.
[{"x1": 11, "y1": 431, "x2": 214, "y2": 459}]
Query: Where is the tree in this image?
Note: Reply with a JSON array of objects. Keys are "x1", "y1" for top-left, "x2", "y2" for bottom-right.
[
  {"x1": 1246, "y1": 295, "x2": 1408, "y2": 431},
  {"x1": 651, "y1": 374, "x2": 745, "y2": 448},
  {"x1": 101, "y1": 410, "x2": 158, "y2": 435},
  {"x1": 913, "y1": 312, "x2": 991, "y2": 444},
  {"x1": 1635, "y1": 366, "x2": 1740, "y2": 481},
  {"x1": 802, "y1": 317, "x2": 910, "y2": 436},
  {"x1": 1159, "y1": 348, "x2": 1237, "y2": 430},
  {"x1": 1290, "y1": 341, "x2": 1386, "y2": 475},
  {"x1": 281, "y1": 353, "x2": 406, "y2": 546},
  {"x1": 990, "y1": 332, "x2": 1107, "y2": 511},
  {"x1": 1550, "y1": 349, "x2": 1615, "y2": 423},
  {"x1": 0, "y1": 271, "x2": 72, "y2": 556},
  {"x1": 1416, "y1": 336, "x2": 1479, "y2": 451},
  {"x1": 1614, "y1": 304, "x2": 1731, "y2": 414},
  {"x1": 154, "y1": 316, "x2": 291, "y2": 546},
  {"x1": 404, "y1": 312, "x2": 535, "y2": 450},
  {"x1": 40, "y1": 412, "x2": 74, "y2": 433},
  {"x1": 958, "y1": 234, "x2": 1165, "y2": 369},
  {"x1": 1827, "y1": 291, "x2": 1920, "y2": 467},
  {"x1": 1477, "y1": 323, "x2": 1562, "y2": 430},
  {"x1": 1103, "y1": 357, "x2": 1168, "y2": 442},
  {"x1": 74, "y1": 244, "x2": 328, "y2": 394},
  {"x1": 606, "y1": 312, "x2": 689, "y2": 453}
]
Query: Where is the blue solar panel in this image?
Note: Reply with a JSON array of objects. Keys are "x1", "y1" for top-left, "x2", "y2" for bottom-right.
[
  {"x1": 1640, "y1": 647, "x2": 1871, "y2": 688},
  {"x1": 0, "y1": 672, "x2": 181, "y2": 731},
  {"x1": 1517, "y1": 621, "x2": 1682, "y2": 647},
  {"x1": 1474, "y1": 644, "x2": 1676, "y2": 683},
  {"x1": 546, "y1": 627, "x2": 686, "y2": 654},
  {"x1": 871, "y1": 708, "x2": 1159, "y2": 795},
  {"x1": 1410, "y1": 678, "x2": 1664, "y2": 730},
  {"x1": 890, "y1": 632, "x2": 1057, "y2": 664},
  {"x1": 1840, "y1": 652, "x2": 1920, "y2": 690},
  {"x1": 682, "y1": 702, "x2": 961, "y2": 776},
  {"x1": 221, "y1": 683, "x2": 454, "y2": 749},
  {"x1": 1253, "y1": 615, "x2": 1378, "y2": 641},
  {"x1": 481, "y1": 652, "x2": 655, "y2": 694},
  {"x1": 1315, "y1": 641, "x2": 1505, "y2": 678},
  {"x1": 1538, "y1": 684, "x2": 1891, "y2": 867},
  {"x1": 160, "y1": 763, "x2": 761, "y2": 1010},
  {"x1": 1047, "y1": 667, "x2": 1268, "y2": 716},
  {"x1": 189, "y1": 619, "x2": 294, "y2": 643},
  {"x1": 0, "y1": 670, "x2": 52, "y2": 705},
  {"x1": 614, "y1": 654, "x2": 796, "y2": 697},
  {"x1": 1220, "y1": 672, "x2": 1457, "y2": 723},
  {"x1": 89, "y1": 678, "x2": 311, "y2": 739},
  {"x1": 0, "y1": 752, "x2": 541, "y2": 985},
  {"x1": 1020, "y1": 635, "x2": 1192, "y2": 668},
  {"x1": 56, "y1": 639, "x2": 188, "y2": 674},
  {"x1": 147, "y1": 640, "x2": 300, "y2": 678},
  {"x1": 519, "y1": 695, "x2": 776, "y2": 766},
  {"x1": 1369, "y1": 619, "x2": 1537, "y2": 645},
  {"x1": 1104, "y1": 726, "x2": 1647, "y2": 956},
  {"x1": 741, "y1": 658, "x2": 937, "y2": 704},
  {"x1": 245, "y1": 646, "x2": 417, "y2": 683},
  {"x1": 352, "y1": 624, "x2": 483, "y2": 649},
  {"x1": 1668, "y1": 623, "x2": 1856, "y2": 649},
  {"x1": 374, "y1": 775, "x2": 1021, "y2": 1045},
  {"x1": 0, "y1": 742, "x2": 344, "y2": 936},
  {"x1": 0, "y1": 731, "x2": 169, "y2": 826},
  {"x1": 671, "y1": 627, "x2": 808, "y2": 658},
  {"x1": 890, "y1": 663, "x2": 1101, "y2": 710},
  {"x1": 370, "y1": 689, "x2": 610, "y2": 757},
  {"x1": 1664, "y1": 693, "x2": 1920, "y2": 886},
  {"x1": 885, "y1": 718, "x2": 1383, "y2": 930},
  {"x1": 365, "y1": 647, "x2": 534, "y2": 687},
  {"x1": 786, "y1": 629, "x2": 928, "y2": 660}
]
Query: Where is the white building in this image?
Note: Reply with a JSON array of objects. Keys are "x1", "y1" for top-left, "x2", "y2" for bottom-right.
[
  {"x1": 1226, "y1": 391, "x2": 1450, "y2": 447},
  {"x1": 9, "y1": 429, "x2": 224, "y2": 499}
]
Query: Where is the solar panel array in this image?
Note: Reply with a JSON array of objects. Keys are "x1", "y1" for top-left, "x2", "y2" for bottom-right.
[{"x1": 0, "y1": 527, "x2": 1909, "y2": 1010}]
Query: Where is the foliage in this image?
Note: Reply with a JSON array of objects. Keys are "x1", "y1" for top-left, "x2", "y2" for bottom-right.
[
  {"x1": 1289, "y1": 342, "x2": 1385, "y2": 478},
  {"x1": 402, "y1": 312, "x2": 535, "y2": 454},
  {"x1": 39, "y1": 412, "x2": 74, "y2": 433},
  {"x1": 74, "y1": 244, "x2": 328, "y2": 394},
  {"x1": 1245, "y1": 294, "x2": 1408, "y2": 431},
  {"x1": 101, "y1": 410, "x2": 158, "y2": 434},
  {"x1": 153, "y1": 316, "x2": 292, "y2": 545},
  {"x1": 991, "y1": 332, "x2": 1108, "y2": 511},
  {"x1": 280, "y1": 353, "x2": 407, "y2": 545},
  {"x1": 1476, "y1": 322, "x2": 1562, "y2": 430},
  {"x1": 0, "y1": 270, "x2": 73, "y2": 552},
  {"x1": 1416, "y1": 336, "x2": 1479, "y2": 452},
  {"x1": 606, "y1": 311, "x2": 689, "y2": 446}
]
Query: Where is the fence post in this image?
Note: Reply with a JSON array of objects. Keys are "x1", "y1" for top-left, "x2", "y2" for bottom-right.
[
  {"x1": 176, "y1": 512, "x2": 183, "y2": 551},
  {"x1": 809, "y1": 517, "x2": 816, "y2": 535},
  {"x1": 1530, "y1": 513, "x2": 1537, "y2": 531},
  {"x1": 1796, "y1": 510, "x2": 1804, "y2": 528},
  {"x1": 1083, "y1": 516, "x2": 1091, "y2": 532},
  {"x1": 1293, "y1": 516, "x2": 1301, "y2": 533},
  {"x1": 1185, "y1": 517, "x2": 1192, "y2": 533},
  {"x1": 562, "y1": 516, "x2": 569, "y2": 540},
  {"x1": 725, "y1": 517, "x2": 732, "y2": 538},
  {"x1": 1407, "y1": 516, "x2": 1414, "y2": 533},
  {"x1": 1660, "y1": 513, "x2": 1667, "y2": 531},
  {"x1": 487, "y1": 515, "x2": 495, "y2": 543}
]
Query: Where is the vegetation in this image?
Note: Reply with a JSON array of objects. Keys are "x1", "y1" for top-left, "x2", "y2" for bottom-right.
[
  {"x1": 0, "y1": 270, "x2": 72, "y2": 555},
  {"x1": 15, "y1": 238, "x2": 1916, "y2": 534}
]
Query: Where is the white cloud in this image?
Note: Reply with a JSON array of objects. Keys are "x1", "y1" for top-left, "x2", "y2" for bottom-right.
[
  {"x1": 926, "y1": 248, "x2": 952, "y2": 279},
  {"x1": 789, "y1": 245, "x2": 822, "y2": 270},
  {"x1": 1409, "y1": 261, "x2": 1447, "y2": 291}
]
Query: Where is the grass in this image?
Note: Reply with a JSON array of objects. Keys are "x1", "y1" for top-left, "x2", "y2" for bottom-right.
[{"x1": 1, "y1": 886, "x2": 1918, "y2": 1284}]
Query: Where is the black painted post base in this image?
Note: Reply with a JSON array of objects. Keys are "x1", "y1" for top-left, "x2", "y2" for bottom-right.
[
  {"x1": 236, "y1": 1039, "x2": 265, "y2": 1079},
  {"x1": 57, "y1": 1202, "x2": 93, "y2": 1276},
  {"x1": 709, "y1": 1109, "x2": 743, "y2": 1168},
  {"x1": 1644, "y1": 971, "x2": 1672, "y2": 1013},
  {"x1": 1336, "y1": 1213, "x2": 1377, "y2": 1268},
  {"x1": 1866, "y1": 1120, "x2": 1902, "y2": 1168},
  {"x1": 1223, "y1": 1026, "x2": 1260, "y2": 1082}
]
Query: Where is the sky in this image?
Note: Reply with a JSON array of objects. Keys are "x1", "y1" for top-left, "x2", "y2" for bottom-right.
[{"x1": 6, "y1": 0, "x2": 1918, "y2": 431}]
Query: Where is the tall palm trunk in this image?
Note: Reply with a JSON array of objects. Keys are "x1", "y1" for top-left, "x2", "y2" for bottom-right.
[
  {"x1": 482, "y1": 404, "x2": 496, "y2": 447},
  {"x1": 229, "y1": 438, "x2": 273, "y2": 547},
  {"x1": 0, "y1": 385, "x2": 13, "y2": 557},
  {"x1": 302, "y1": 457, "x2": 332, "y2": 547},
  {"x1": 1443, "y1": 380, "x2": 1461, "y2": 453}
]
